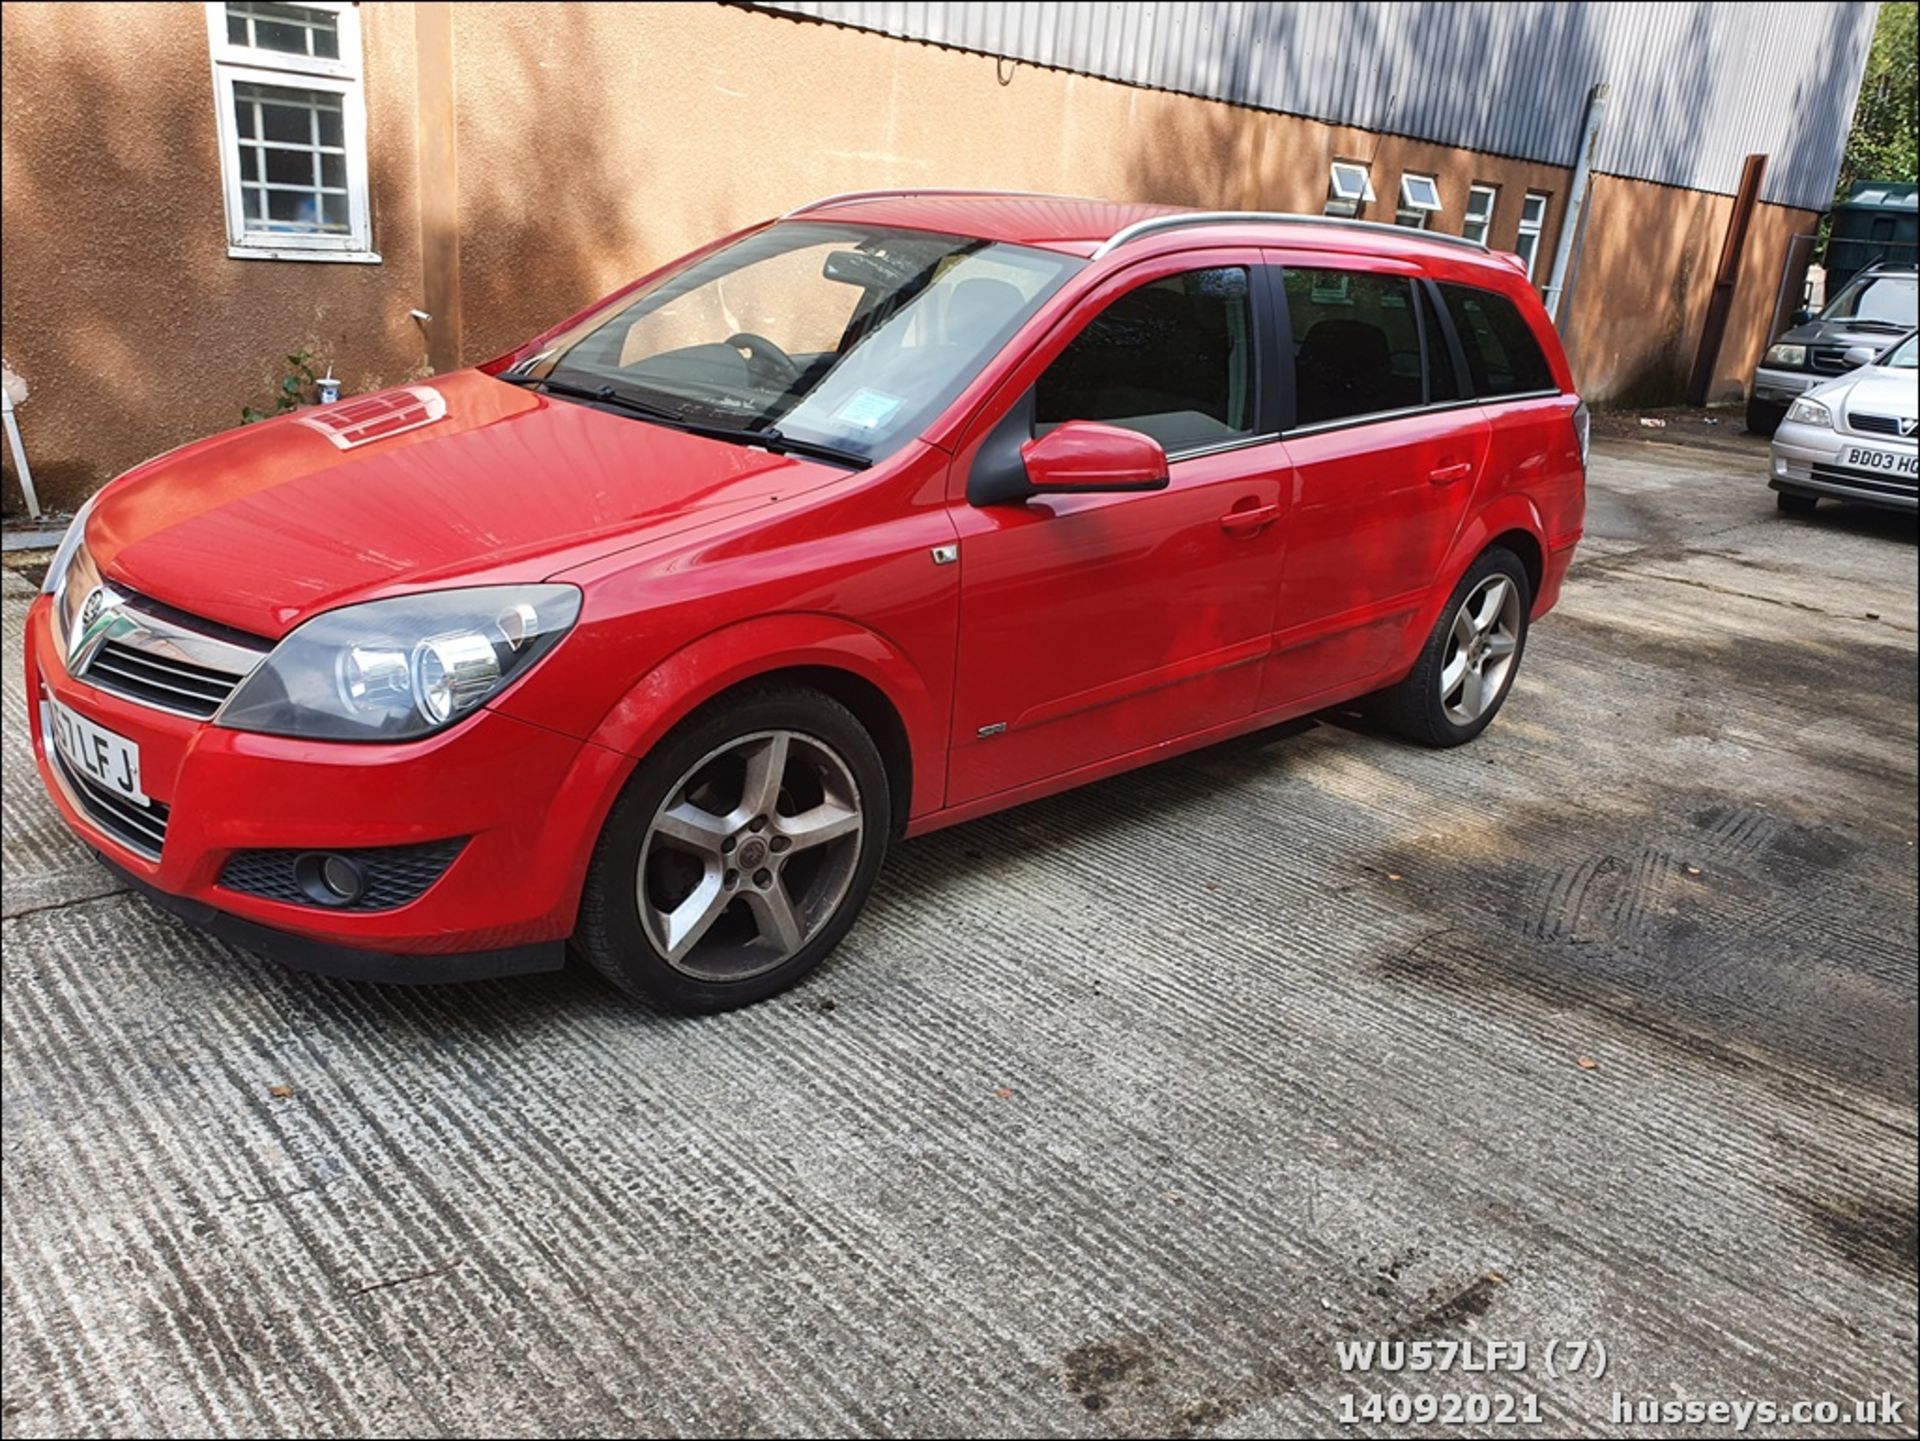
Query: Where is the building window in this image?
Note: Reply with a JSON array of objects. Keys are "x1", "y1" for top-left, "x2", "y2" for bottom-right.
[
  {"x1": 1514, "y1": 192, "x2": 1549, "y2": 279},
  {"x1": 1326, "y1": 162, "x2": 1375, "y2": 219},
  {"x1": 1462, "y1": 184, "x2": 1498, "y2": 245},
  {"x1": 206, "y1": 2, "x2": 377, "y2": 262},
  {"x1": 1395, "y1": 174, "x2": 1442, "y2": 230}
]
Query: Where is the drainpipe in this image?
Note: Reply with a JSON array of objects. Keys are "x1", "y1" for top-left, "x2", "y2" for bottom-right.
[
  {"x1": 1543, "y1": 82, "x2": 1610, "y2": 327},
  {"x1": 1, "y1": 368, "x2": 39, "y2": 521}
]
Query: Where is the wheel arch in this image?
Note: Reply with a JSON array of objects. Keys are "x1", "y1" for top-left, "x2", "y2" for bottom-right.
[
  {"x1": 583, "y1": 612, "x2": 943, "y2": 833},
  {"x1": 1391, "y1": 498, "x2": 1549, "y2": 677},
  {"x1": 1487, "y1": 526, "x2": 1544, "y2": 604}
]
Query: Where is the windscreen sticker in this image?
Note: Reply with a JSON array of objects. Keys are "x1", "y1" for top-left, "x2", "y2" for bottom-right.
[{"x1": 832, "y1": 389, "x2": 904, "y2": 431}]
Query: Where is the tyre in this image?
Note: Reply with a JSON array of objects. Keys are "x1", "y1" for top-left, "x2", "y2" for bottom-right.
[
  {"x1": 1776, "y1": 491, "x2": 1818, "y2": 516},
  {"x1": 1745, "y1": 398, "x2": 1785, "y2": 437},
  {"x1": 1374, "y1": 547, "x2": 1532, "y2": 748},
  {"x1": 575, "y1": 686, "x2": 890, "y2": 1012}
]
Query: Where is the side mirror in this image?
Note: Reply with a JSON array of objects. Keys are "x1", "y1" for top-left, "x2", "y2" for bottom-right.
[
  {"x1": 1842, "y1": 344, "x2": 1879, "y2": 368},
  {"x1": 1791, "y1": 307, "x2": 1815, "y2": 326},
  {"x1": 1018, "y1": 421, "x2": 1170, "y2": 496}
]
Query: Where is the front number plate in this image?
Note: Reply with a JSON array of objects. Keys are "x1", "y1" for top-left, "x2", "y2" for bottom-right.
[
  {"x1": 48, "y1": 699, "x2": 147, "y2": 804},
  {"x1": 1843, "y1": 444, "x2": 1919, "y2": 477}
]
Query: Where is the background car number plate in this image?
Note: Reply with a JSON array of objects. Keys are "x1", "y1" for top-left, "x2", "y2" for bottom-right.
[
  {"x1": 1843, "y1": 445, "x2": 1919, "y2": 477},
  {"x1": 49, "y1": 700, "x2": 147, "y2": 804}
]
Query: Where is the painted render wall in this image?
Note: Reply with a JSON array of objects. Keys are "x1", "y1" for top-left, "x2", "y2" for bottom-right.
[
  {"x1": 1, "y1": 1, "x2": 1820, "y2": 512},
  {"x1": 0, "y1": 0, "x2": 430, "y2": 513}
]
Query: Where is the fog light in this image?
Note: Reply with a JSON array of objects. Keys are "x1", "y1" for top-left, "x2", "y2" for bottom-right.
[{"x1": 294, "y1": 851, "x2": 367, "y2": 907}]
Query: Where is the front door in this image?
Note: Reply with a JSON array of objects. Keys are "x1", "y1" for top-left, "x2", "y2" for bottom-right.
[{"x1": 946, "y1": 254, "x2": 1288, "y2": 806}]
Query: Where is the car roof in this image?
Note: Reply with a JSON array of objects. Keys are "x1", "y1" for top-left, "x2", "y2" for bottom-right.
[{"x1": 786, "y1": 189, "x2": 1525, "y2": 276}]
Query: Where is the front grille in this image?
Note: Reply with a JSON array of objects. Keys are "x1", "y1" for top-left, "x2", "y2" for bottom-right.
[
  {"x1": 217, "y1": 838, "x2": 467, "y2": 911},
  {"x1": 1810, "y1": 463, "x2": 1919, "y2": 500},
  {"x1": 1810, "y1": 347, "x2": 1855, "y2": 375},
  {"x1": 84, "y1": 641, "x2": 244, "y2": 718},
  {"x1": 1848, "y1": 413, "x2": 1910, "y2": 437},
  {"x1": 51, "y1": 748, "x2": 170, "y2": 859}
]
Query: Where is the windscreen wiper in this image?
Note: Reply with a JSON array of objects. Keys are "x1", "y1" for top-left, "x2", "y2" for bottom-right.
[{"x1": 500, "y1": 373, "x2": 870, "y2": 469}]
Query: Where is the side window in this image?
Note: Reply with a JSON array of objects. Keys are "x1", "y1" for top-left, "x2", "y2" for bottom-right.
[
  {"x1": 1284, "y1": 268, "x2": 1422, "y2": 426},
  {"x1": 1035, "y1": 268, "x2": 1255, "y2": 454},
  {"x1": 1420, "y1": 287, "x2": 1461, "y2": 404},
  {"x1": 1437, "y1": 284, "x2": 1556, "y2": 397}
]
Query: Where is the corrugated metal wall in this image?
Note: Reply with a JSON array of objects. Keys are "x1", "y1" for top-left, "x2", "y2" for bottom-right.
[{"x1": 749, "y1": 2, "x2": 1877, "y2": 211}]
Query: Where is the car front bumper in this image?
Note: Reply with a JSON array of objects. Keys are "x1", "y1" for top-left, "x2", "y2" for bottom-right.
[
  {"x1": 1769, "y1": 423, "x2": 1920, "y2": 512},
  {"x1": 25, "y1": 594, "x2": 631, "y2": 982},
  {"x1": 1750, "y1": 367, "x2": 1820, "y2": 407}
]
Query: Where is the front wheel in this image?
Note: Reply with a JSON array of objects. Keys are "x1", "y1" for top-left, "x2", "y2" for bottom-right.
[
  {"x1": 1776, "y1": 490, "x2": 1819, "y2": 516},
  {"x1": 575, "y1": 686, "x2": 890, "y2": 1012},
  {"x1": 1374, "y1": 547, "x2": 1532, "y2": 748},
  {"x1": 1746, "y1": 398, "x2": 1785, "y2": 436}
]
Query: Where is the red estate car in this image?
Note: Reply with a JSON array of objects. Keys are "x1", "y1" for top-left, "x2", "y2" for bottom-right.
[{"x1": 28, "y1": 192, "x2": 1586, "y2": 1011}]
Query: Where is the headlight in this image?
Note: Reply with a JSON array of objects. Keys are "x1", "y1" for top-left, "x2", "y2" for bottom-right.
[
  {"x1": 44, "y1": 493, "x2": 106, "y2": 664},
  {"x1": 1785, "y1": 397, "x2": 1832, "y2": 428},
  {"x1": 217, "y1": 585, "x2": 581, "y2": 741},
  {"x1": 41, "y1": 491, "x2": 100, "y2": 599},
  {"x1": 1764, "y1": 343, "x2": 1807, "y2": 368}
]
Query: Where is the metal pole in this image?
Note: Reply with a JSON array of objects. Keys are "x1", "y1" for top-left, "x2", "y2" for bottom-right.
[
  {"x1": 1543, "y1": 82, "x2": 1610, "y2": 324},
  {"x1": 1, "y1": 389, "x2": 40, "y2": 521}
]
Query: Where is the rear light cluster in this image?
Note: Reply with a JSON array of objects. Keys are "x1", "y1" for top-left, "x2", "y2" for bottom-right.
[{"x1": 1572, "y1": 400, "x2": 1591, "y2": 468}]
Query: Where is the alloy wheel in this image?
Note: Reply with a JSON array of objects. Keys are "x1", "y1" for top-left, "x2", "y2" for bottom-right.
[
  {"x1": 637, "y1": 730, "x2": 863, "y2": 982},
  {"x1": 1440, "y1": 575, "x2": 1521, "y2": 726}
]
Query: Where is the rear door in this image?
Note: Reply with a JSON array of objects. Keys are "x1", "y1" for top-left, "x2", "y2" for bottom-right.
[
  {"x1": 1431, "y1": 281, "x2": 1582, "y2": 582},
  {"x1": 1256, "y1": 256, "x2": 1491, "y2": 710},
  {"x1": 946, "y1": 250, "x2": 1289, "y2": 806}
]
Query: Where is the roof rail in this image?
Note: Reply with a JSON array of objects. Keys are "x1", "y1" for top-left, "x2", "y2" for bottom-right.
[
  {"x1": 1094, "y1": 211, "x2": 1492, "y2": 259},
  {"x1": 783, "y1": 188, "x2": 1084, "y2": 219}
]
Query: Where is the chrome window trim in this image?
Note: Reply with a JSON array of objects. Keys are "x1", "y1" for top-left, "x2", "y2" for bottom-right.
[
  {"x1": 1168, "y1": 431, "x2": 1283, "y2": 463},
  {"x1": 1280, "y1": 391, "x2": 1564, "y2": 441}
]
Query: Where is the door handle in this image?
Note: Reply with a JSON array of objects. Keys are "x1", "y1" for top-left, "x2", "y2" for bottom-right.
[
  {"x1": 1219, "y1": 502, "x2": 1280, "y2": 534},
  {"x1": 1429, "y1": 461, "x2": 1475, "y2": 485}
]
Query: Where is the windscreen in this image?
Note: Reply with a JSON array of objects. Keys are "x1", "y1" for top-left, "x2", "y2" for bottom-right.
[{"x1": 530, "y1": 222, "x2": 1083, "y2": 463}]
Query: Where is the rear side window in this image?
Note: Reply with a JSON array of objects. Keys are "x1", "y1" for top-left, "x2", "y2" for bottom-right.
[
  {"x1": 1437, "y1": 284, "x2": 1557, "y2": 397},
  {"x1": 1284, "y1": 268, "x2": 1422, "y2": 426},
  {"x1": 1035, "y1": 267, "x2": 1255, "y2": 453}
]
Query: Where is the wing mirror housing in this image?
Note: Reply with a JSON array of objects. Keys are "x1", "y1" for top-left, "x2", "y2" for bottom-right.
[
  {"x1": 1842, "y1": 343, "x2": 1879, "y2": 368},
  {"x1": 969, "y1": 409, "x2": 1171, "y2": 506},
  {"x1": 1021, "y1": 422, "x2": 1170, "y2": 495}
]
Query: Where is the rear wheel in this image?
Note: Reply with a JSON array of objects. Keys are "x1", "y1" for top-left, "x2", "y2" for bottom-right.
[
  {"x1": 1776, "y1": 491, "x2": 1819, "y2": 516},
  {"x1": 1374, "y1": 547, "x2": 1531, "y2": 748},
  {"x1": 576, "y1": 687, "x2": 889, "y2": 1012}
]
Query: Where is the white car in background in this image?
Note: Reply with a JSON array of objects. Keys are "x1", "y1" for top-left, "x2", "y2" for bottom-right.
[{"x1": 1769, "y1": 331, "x2": 1919, "y2": 516}]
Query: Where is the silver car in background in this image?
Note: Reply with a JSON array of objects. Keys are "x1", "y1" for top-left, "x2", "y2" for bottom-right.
[{"x1": 1769, "y1": 331, "x2": 1919, "y2": 515}]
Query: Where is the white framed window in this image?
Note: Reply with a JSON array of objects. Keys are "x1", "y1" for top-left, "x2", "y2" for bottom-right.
[
  {"x1": 1326, "y1": 161, "x2": 1376, "y2": 219},
  {"x1": 1395, "y1": 174, "x2": 1441, "y2": 230},
  {"x1": 1514, "y1": 192, "x2": 1549, "y2": 279},
  {"x1": 1462, "y1": 184, "x2": 1498, "y2": 245},
  {"x1": 206, "y1": 2, "x2": 377, "y2": 262}
]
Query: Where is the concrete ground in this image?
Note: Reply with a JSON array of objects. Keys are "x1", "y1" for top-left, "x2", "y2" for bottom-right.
[{"x1": 3, "y1": 431, "x2": 1915, "y2": 1439}]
